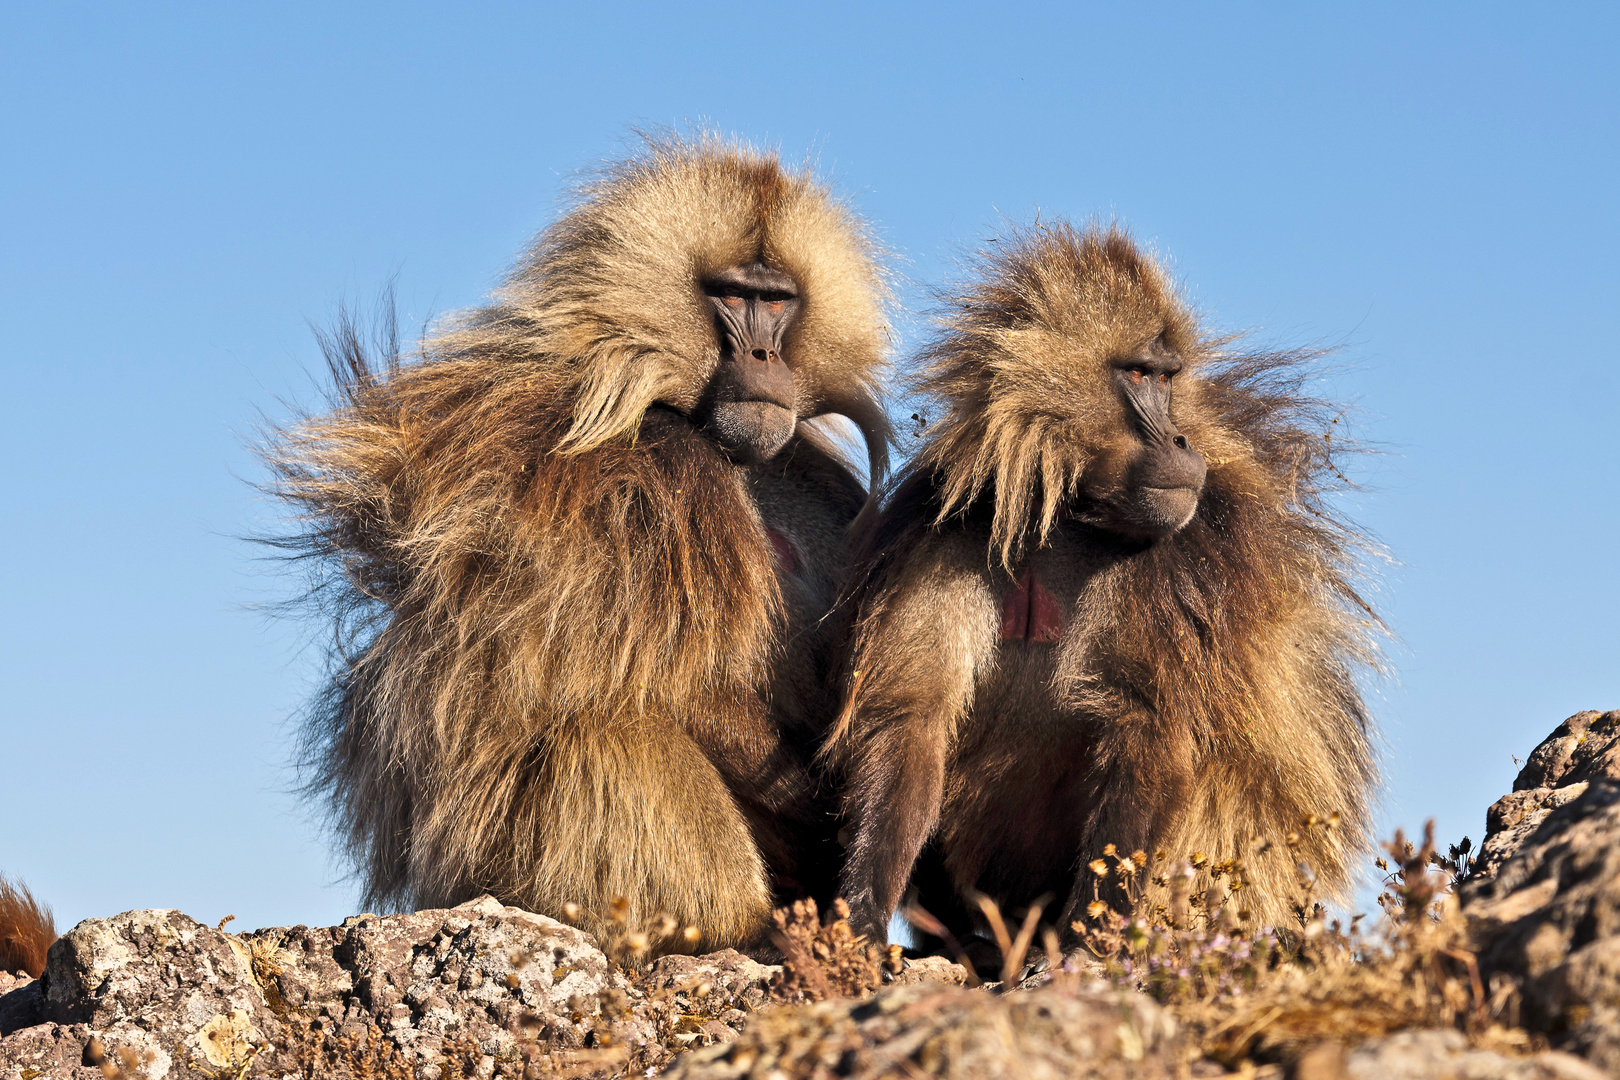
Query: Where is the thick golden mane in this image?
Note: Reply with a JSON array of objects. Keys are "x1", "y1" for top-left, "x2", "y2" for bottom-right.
[
  {"x1": 842, "y1": 222, "x2": 1381, "y2": 915},
  {"x1": 265, "y1": 136, "x2": 893, "y2": 926},
  {"x1": 913, "y1": 223, "x2": 1202, "y2": 565},
  {"x1": 434, "y1": 133, "x2": 892, "y2": 486}
]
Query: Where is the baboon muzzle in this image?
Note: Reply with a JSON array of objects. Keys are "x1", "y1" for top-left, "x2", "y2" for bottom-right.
[
  {"x1": 719, "y1": 345, "x2": 796, "y2": 410},
  {"x1": 699, "y1": 261, "x2": 804, "y2": 463},
  {"x1": 705, "y1": 346, "x2": 798, "y2": 464},
  {"x1": 1126, "y1": 431, "x2": 1207, "y2": 537},
  {"x1": 703, "y1": 304, "x2": 797, "y2": 466}
]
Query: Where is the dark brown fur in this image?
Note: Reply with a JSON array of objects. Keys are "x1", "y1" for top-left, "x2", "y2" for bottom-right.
[
  {"x1": 829, "y1": 224, "x2": 1379, "y2": 945},
  {"x1": 0, "y1": 876, "x2": 56, "y2": 978},
  {"x1": 268, "y1": 136, "x2": 892, "y2": 954}
]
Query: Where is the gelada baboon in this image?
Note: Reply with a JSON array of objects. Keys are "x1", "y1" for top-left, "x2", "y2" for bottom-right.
[
  {"x1": 269, "y1": 136, "x2": 892, "y2": 954},
  {"x1": 0, "y1": 874, "x2": 56, "y2": 978},
  {"x1": 828, "y1": 223, "x2": 1378, "y2": 948}
]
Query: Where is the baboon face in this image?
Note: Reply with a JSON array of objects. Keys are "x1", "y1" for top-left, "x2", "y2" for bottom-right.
[
  {"x1": 696, "y1": 262, "x2": 804, "y2": 463},
  {"x1": 1078, "y1": 338, "x2": 1207, "y2": 540}
]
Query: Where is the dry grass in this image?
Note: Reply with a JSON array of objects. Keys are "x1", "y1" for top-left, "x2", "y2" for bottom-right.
[
  {"x1": 1058, "y1": 820, "x2": 1534, "y2": 1070},
  {"x1": 565, "y1": 896, "x2": 703, "y2": 968},
  {"x1": 85, "y1": 1038, "x2": 164, "y2": 1080},
  {"x1": 274, "y1": 1023, "x2": 418, "y2": 1080},
  {"x1": 769, "y1": 898, "x2": 903, "y2": 1004},
  {"x1": 270, "y1": 1016, "x2": 632, "y2": 1080}
]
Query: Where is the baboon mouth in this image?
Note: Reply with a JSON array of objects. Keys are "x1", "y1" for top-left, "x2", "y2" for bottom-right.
[
  {"x1": 729, "y1": 396, "x2": 797, "y2": 416},
  {"x1": 1142, "y1": 485, "x2": 1201, "y2": 503},
  {"x1": 1132, "y1": 485, "x2": 1201, "y2": 536},
  {"x1": 708, "y1": 400, "x2": 797, "y2": 463}
]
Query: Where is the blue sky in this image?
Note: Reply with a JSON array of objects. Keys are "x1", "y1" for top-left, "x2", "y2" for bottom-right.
[{"x1": 2, "y1": 3, "x2": 1615, "y2": 933}]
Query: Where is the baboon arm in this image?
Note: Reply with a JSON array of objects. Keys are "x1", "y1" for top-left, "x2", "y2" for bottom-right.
[
  {"x1": 1059, "y1": 704, "x2": 1198, "y2": 935},
  {"x1": 837, "y1": 558, "x2": 997, "y2": 943},
  {"x1": 409, "y1": 713, "x2": 774, "y2": 952},
  {"x1": 840, "y1": 720, "x2": 951, "y2": 943}
]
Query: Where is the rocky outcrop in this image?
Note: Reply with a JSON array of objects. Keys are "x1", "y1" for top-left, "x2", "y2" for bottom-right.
[
  {"x1": 1472, "y1": 711, "x2": 1620, "y2": 879},
  {"x1": 662, "y1": 980, "x2": 1181, "y2": 1080},
  {"x1": 658, "y1": 986, "x2": 1611, "y2": 1080},
  {"x1": 0, "y1": 896, "x2": 777, "y2": 1080},
  {"x1": 1329, "y1": 1029, "x2": 1603, "y2": 1080},
  {"x1": 1464, "y1": 710, "x2": 1620, "y2": 1073}
]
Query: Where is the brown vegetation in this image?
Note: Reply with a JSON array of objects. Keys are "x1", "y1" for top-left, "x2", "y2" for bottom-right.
[
  {"x1": 768, "y1": 898, "x2": 902, "y2": 1004},
  {"x1": 1068, "y1": 822, "x2": 1527, "y2": 1070}
]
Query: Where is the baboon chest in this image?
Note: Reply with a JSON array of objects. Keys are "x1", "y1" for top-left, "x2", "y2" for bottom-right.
[
  {"x1": 938, "y1": 545, "x2": 1104, "y2": 902},
  {"x1": 998, "y1": 564, "x2": 1066, "y2": 643},
  {"x1": 940, "y1": 650, "x2": 1095, "y2": 902},
  {"x1": 990, "y1": 536, "x2": 1098, "y2": 646}
]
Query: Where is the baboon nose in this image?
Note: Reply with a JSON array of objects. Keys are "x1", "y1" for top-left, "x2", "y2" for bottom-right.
[
  {"x1": 1172, "y1": 435, "x2": 1189, "y2": 450},
  {"x1": 752, "y1": 348, "x2": 768, "y2": 361}
]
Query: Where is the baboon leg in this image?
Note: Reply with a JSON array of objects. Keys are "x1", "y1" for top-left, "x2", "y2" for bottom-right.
[
  {"x1": 836, "y1": 558, "x2": 997, "y2": 945},
  {"x1": 526, "y1": 721, "x2": 773, "y2": 952}
]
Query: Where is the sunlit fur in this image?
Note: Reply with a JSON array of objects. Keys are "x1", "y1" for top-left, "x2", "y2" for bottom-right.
[
  {"x1": 914, "y1": 224, "x2": 1212, "y2": 567},
  {"x1": 268, "y1": 135, "x2": 892, "y2": 954},
  {"x1": 830, "y1": 223, "x2": 1379, "y2": 938},
  {"x1": 0, "y1": 875, "x2": 56, "y2": 979}
]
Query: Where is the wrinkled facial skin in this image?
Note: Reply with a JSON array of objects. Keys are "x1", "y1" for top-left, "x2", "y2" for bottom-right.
[
  {"x1": 1077, "y1": 339, "x2": 1208, "y2": 540},
  {"x1": 695, "y1": 263, "x2": 803, "y2": 463}
]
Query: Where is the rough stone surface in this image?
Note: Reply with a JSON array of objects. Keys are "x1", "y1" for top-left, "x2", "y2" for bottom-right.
[
  {"x1": 1340, "y1": 1030, "x2": 1605, "y2": 1079},
  {"x1": 0, "y1": 897, "x2": 783, "y2": 1080},
  {"x1": 890, "y1": 956, "x2": 971, "y2": 989},
  {"x1": 0, "y1": 974, "x2": 42, "y2": 1038},
  {"x1": 661, "y1": 980, "x2": 1181, "y2": 1080},
  {"x1": 10, "y1": 708, "x2": 1620, "y2": 1078},
  {"x1": 1474, "y1": 710, "x2": 1620, "y2": 880},
  {"x1": 1465, "y1": 710, "x2": 1620, "y2": 1074}
]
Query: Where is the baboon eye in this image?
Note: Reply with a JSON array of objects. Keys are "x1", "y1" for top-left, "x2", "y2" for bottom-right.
[
  {"x1": 1127, "y1": 368, "x2": 1146, "y2": 384},
  {"x1": 722, "y1": 296, "x2": 744, "y2": 308},
  {"x1": 1159, "y1": 372, "x2": 1172, "y2": 384},
  {"x1": 766, "y1": 300, "x2": 785, "y2": 313}
]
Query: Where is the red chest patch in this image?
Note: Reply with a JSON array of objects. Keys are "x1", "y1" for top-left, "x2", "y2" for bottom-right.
[
  {"x1": 765, "y1": 527, "x2": 800, "y2": 576},
  {"x1": 1000, "y1": 565, "x2": 1066, "y2": 643}
]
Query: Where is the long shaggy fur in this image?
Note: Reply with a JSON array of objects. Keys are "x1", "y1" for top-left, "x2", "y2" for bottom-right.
[
  {"x1": 832, "y1": 223, "x2": 1379, "y2": 935},
  {"x1": 268, "y1": 135, "x2": 892, "y2": 952},
  {"x1": 913, "y1": 224, "x2": 1204, "y2": 567},
  {"x1": 0, "y1": 875, "x2": 56, "y2": 979}
]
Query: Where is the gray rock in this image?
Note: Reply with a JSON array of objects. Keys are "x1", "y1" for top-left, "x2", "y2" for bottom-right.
[
  {"x1": 2, "y1": 907, "x2": 266, "y2": 1080},
  {"x1": 0, "y1": 895, "x2": 778, "y2": 1080},
  {"x1": 661, "y1": 980, "x2": 1181, "y2": 1080},
  {"x1": 0, "y1": 1021, "x2": 103, "y2": 1080},
  {"x1": 1474, "y1": 711, "x2": 1620, "y2": 879},
  {"x1": 12, "y1": 708, "x2": 1620, "y2": 1079},
  {"x1": 1464, "y1": 710, "x2": 1620, "y2": 1073},
  {"x1": 43, "y1": 908, "x2": 264, "y2": 1034},
  {"x1": 0, "y1": 973, "x2": 43, "y2": 1037},
  {"x1": 1343, "y1": 1029, "x2": 1605, "y2": 1079},
  {"x1": 891, "y1": 956, "x2": 971, "y2": 988}
]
